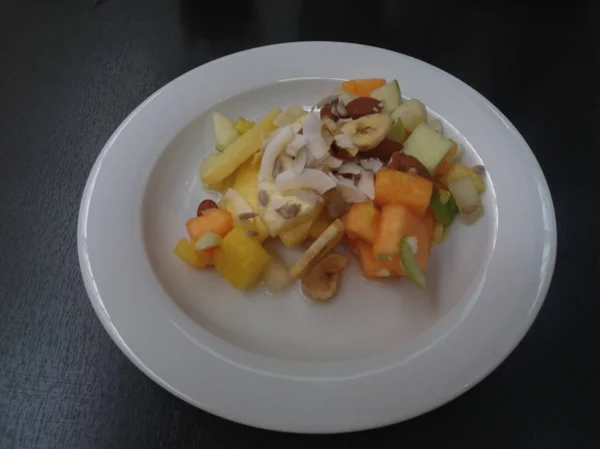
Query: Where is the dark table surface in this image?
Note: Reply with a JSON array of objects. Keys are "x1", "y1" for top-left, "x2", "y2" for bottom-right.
[{"x1": 1, "y1": 0, "x2": 599, "y2": 448}]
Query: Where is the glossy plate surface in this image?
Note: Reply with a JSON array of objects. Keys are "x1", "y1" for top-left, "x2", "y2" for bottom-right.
[{"x1": 78, "y1": 42, "x2": 556, "y2": 433}]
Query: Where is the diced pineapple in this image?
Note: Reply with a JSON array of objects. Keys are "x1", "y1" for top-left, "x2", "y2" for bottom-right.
[
  {"x1": 279, "y1": 201, "x2": 325, "y2": 247},
  {"x1": 234, "y1": 117, "x2": 255, "y2": 134},
  {"x1": 232, "y1": 160, "x2": 261, "y2": 202},
  {"x1": 215, "y1": 227, "x2": 271, "y2": 290},
  {"x1": 200, "y1": 153, "x2": 236, "y2": 192},
  {"x1": 202, "y1": 108, "x2": 281, "y2": 186},
  {"x1": 174, "y1": 238, "x2": 212, "y2": 268}
]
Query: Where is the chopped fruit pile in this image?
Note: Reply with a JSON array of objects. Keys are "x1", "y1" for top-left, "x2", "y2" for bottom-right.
[{"x1": 174, "y1": 78, "x2": 486, "y2": 300}]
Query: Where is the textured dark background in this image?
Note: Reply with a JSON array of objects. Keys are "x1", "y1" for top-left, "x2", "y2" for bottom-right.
[{"x1": 1, "y1": 0, "x2": 599, "y2": 448}]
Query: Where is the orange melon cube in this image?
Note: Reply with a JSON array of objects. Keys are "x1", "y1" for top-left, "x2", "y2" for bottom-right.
[
  {"x1": 341, "y1": 78, "x2": 386, "y2": 96},
  {"x1": 343, "y1": 202, "x2": 380, "y2": 244},
  {"x1": 374, "y1": 168, "x2": 433, "y2": 216},
  {"x1": 185, "y1": 209, "x2": 233, "y2": 242},
  {"x1": 373, "y1": 204, "x2": 429, "y2": 272},
  {"x1": 355, "y1": 239, "x2": 403, "y2": 278},
  {"x1": 423, "y1": 207, "x2": 435, "y2": 243}
]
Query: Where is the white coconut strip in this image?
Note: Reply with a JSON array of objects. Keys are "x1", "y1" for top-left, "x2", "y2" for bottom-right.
[
  {"x1": 292, "y1": 148, "x2": 308, "y2": 175},
  {"x1": 328, "y1": 173, "x2": 369, "y2": 203},
  {"x1": 258, "y1": 125, "x2": 295, "y2": 182},
  {"x1": 334, "y1": 133, "x2": 355, "y2": 149},
  {"x1": 285, "y1": 134, "x2": 307, "y2": 157},
  {"x1": 337, "y1": 162, "x2": 362, "y2": 175},
  {"x1": 357, "y1": 169, "x2": 375, "y2": 199},
  {"x1": 324, "y1": 156, "x2": 343, "y2": 169},
  {"x1": 302, "y1": 112, "x2": 328, "y2": 160},
  {"x1": 279, "y1": 154, "x2": 294, "y2": 172},
  {"x1": 360, "y1": 158, "x2": 383, "y2": 173},
  {"x1": 275, "y1": 168, "x2": 336, "y2": 194}
]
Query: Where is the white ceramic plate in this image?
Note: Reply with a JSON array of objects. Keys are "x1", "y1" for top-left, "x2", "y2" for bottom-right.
[{"x1": 78, "y1": 42, "x2": 556, "y2": 433}]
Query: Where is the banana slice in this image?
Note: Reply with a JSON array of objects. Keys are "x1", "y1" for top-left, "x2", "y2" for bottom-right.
[
  {"x1": 339, "y1": 113, "x2": 393, "y2": 151},
  {"x1": 301, "y1": 253, "x2": 349, "y2": 301},
  {"x1": 290, "y1": 219, "x2": 345, "y2": 278}
]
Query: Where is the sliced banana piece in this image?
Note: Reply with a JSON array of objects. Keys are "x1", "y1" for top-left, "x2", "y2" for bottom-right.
[
  {"x1": 301, "y1": 253, "x2": 349, "y2": 301},
  {"x1": 290, "y1": 219, "x2": 345, "y2": 278},
  {"x1": 340, "y1": 113, "x2": 393, "y2": 152}
]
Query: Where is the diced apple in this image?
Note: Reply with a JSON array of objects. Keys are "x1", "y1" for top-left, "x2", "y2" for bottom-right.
[
  {"x1": 391, "y1": 99, "x2": 427, "y2": 132},
  {"x1": 403, "y1": 123, "x2": 453, "y2": 172},
  {"x1": 387, "y1": 119, "x2": 406, "y2": 143},
  {"x1": 212, "y1": 112, "x2": 239, "y2": 152},
  {"x1": 370, "y1": 80, "x2": 402, "y2": 112}
]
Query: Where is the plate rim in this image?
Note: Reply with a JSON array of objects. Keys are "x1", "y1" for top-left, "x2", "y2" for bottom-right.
[{"x1": 78, "y1": 41, "x2": 557, "y2": 433}]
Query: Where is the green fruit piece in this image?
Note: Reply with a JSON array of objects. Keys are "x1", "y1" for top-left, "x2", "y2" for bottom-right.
[
  {"x1": 194, "y1": 231, "x2": 222, "y2": 251},
  {"x1": 430, "y1": 190, "x2": 458, "y2": 226},
  {"x1": 212, "y1": 112, "x2": 239, "y2": 153},
  {"x1": 370, "y1": 80, "x2": 402, "y2": 112},
  {"x1": 400, "y1": 236, "x2": 426, "y2": 290},
  {"x1": 403, "y1": 123, "x2": 453, "y2": 172},
  {"x1": 448, "y1": 177, "x2": 483, "y2": 225},
  {"x1": 387, "y1": 119, "x2": 406, "y2": 143},
  {"x1": 390, "y1": 99, "x2": 427, "y2": 132}
]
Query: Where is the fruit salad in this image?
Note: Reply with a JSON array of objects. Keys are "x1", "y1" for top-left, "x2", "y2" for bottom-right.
[{"x1": 174, "y1": 78, "x2": 486, "y2": 300}]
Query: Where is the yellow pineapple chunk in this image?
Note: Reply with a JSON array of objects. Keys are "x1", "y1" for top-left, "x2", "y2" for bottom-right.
[
  {"x1": 234, "y1": 117, "x2": 255, "y2": 134},
  {"x1": 215, "y1": 227, "x2": 270, "y2": 289},
  {"x1": 173, "y1": 238, "x2": 212, "y2": 268},
  {"x1": 202, "y1": 108, "x2": 281, "y2": 186}
]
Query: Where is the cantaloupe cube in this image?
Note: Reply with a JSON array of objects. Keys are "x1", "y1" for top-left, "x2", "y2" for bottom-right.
[
  {"x1": 355, "y1": 239, "x2": 403, "y2": 278},
  {"x1": 343, "y1": 202, "x2": 380, "y2": 244},
  {"x1": 185, "y1": 209, "x2": 233, "y2": 242},
  {"x1": 374, "y1": 168, "x2": 433, "y2": 216},
  {"x1": 373, "y1": 204, "x2": 429, "y2": 272}
]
